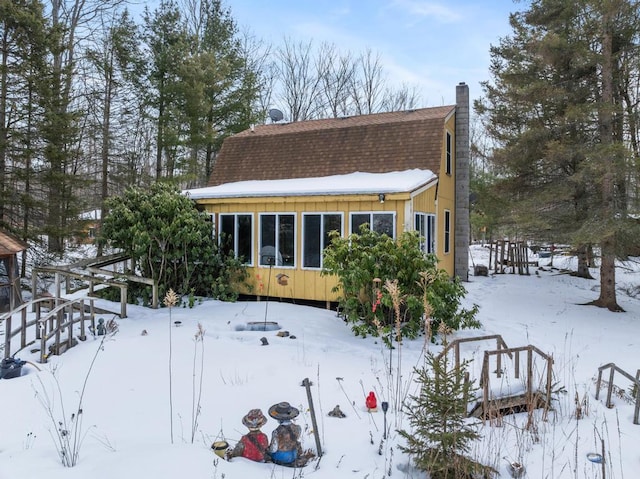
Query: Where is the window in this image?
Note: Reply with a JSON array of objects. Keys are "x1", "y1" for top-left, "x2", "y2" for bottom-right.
[
  {"x1": 415, "y1": 213, "x2": 436, "y2": 254},
  {"x1": 446, "y1": 131, "x2": 452, "y2": 175},
  {"x1": 259, "y1": 213, "x2": 295, "y2": 266},
  {"x1": 444, "y1": 210, "x2": 451, "y2": 254},
  {"x1": 350, "y1": 212, "x2": 395, "y2": 238},
  {"x1": 219, "y1": 214, "x2": 253, "y2": 264},
  {"x1": 303, "y1": 213, "x2": 342, "y2": 268}
]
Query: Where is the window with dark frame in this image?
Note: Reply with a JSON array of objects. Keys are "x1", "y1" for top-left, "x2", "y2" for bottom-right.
[
  {"x1": 444, "y1": 210, "x2": 451, "y2": 254},
  {"x1": 350, "y1": 212, "x2": 395, "y2": 238},
  {"x1": 219, "y1": 213, "x2": 253, "y2": 265},
  {"x1": 259, "y1": 213, "x2": 295, "y2": 267},
  {"x1": 303, "y1": 213, "x2": 342, "y2": 268},
  {"x1": 446, "y1": 131, "x2": 452, "y2": 175}
]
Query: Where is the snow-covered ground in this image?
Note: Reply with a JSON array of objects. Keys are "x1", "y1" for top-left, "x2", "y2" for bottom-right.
[{"x1": 1, "y1": 245, "x2": 639, "y2": 478}]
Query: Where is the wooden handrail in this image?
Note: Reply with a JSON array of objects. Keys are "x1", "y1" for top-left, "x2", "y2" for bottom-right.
[
  {"x1": 480, "y1": 344, "x2": 553, "y2": 423},
  {"x1": 3, "y1": 296, "x2": 100, "y2": 363},
  {"x1": 595, "y1": 363, "x2": 640, "y2": 425},
  {"x1": 437, "y1": 334, "x2": 512, "y2": 376}
]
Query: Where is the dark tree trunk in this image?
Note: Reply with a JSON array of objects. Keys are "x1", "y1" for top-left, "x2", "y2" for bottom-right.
[
  {"x1": 591, "y1": 11, "x2": 622, "y2": 312},
  {"x1": 575, "y1": 245, "x2": 594, "y2": 279}
]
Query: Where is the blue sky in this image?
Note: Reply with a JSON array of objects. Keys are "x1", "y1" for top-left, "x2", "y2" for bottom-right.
[{"x1": 226, "y1": 0, "x2": 524, "y2": 106}]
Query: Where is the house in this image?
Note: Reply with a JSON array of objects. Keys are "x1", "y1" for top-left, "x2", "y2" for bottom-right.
[
  {"x1": 186, "y1": 83, "x2": 470, "y2": 305},
  {"x1": 72, "y1": 209, "x2": 101, "y2": 245}
]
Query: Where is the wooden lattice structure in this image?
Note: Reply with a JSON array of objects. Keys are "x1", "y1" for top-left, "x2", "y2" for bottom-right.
[{"x1": 488, "y1": 240, "x2": 536, "y2": 275}]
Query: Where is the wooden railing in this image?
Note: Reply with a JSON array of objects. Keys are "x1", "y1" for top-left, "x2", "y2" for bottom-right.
[
  {"x1": 595, "y1": 363, "x2": 640, "y2": 425},
  {"x1": 438, "y1": 336, "x2": 554, "y2": 421},
  {"x1": 479, "y1": 344, "x2": 554, "y2": 419},
  {"x1": 1, "y1": 296, "x2": 100, "y2": 363},
  {"x1": 437, "y1": 334, "x2": 512, "y2": 373},
  {"x1": 32, "y1": 253, "x2": 160, "y2": 318}
]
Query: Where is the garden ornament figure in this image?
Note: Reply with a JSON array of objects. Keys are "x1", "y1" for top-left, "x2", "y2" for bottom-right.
[
  {"x1": 96, "y1": 318, "x2": 106, "y2": 335},
  {"x1": 366, "y1": 391, "x2": 377, "y2": 411},
  {"x1": 227, "y1": 409, "x2": 269, "y2": 462},
  {"x1": 268, "y1": 402, "x2": 303, "y2": 466}
]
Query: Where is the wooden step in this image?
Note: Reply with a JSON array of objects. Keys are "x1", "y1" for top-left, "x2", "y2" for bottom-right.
[{"x1": 469, "y1": 392, "x2": 547, "y2": 419}]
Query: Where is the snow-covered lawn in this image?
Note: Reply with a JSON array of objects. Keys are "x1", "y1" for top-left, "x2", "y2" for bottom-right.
[{"x1": 1, "y1": 245, "x2": 639, "y2": 478}]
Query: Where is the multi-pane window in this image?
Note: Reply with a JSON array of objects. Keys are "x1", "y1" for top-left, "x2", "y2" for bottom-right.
[
  {"x1": 259, "y1": 213, "x2": 295, "y2": 266},
  {"x1": 219, "y1": 214, "x2": 253, "y2": 264},
  {"x1": 444, "y1": 210, "x2": 451, "y2": 254},
  {"x1": 303, "y1": 213, "x2": 342, "y2": 268},
  {"x1": 350, "y1": 212, "x2": 395, "y2": 238},
  {"x1": 446, "y1": 131, "x2": 452, "y2": 175},
  {"x1": 415, "y1": 213, "x2": 436, "y2": 254}
]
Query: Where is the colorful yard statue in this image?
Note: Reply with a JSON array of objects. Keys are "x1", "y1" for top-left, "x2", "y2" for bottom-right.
[
  {"x1": 228, "y1": 409, "x2": 269, "y2": 462},
  {"x1": 268, "y1": 402, "x2": 303, "y2": 466},
  {"x1": 366, "y1": 391, "x2": 377, "y2": 411}
]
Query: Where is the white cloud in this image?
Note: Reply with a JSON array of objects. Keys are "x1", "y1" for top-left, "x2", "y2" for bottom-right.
[{"x1": 390, "y1": 0, "x2": 462, "y2": 23}]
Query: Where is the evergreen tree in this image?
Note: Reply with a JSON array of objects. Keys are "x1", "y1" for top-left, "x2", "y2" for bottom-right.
[
  {"x1": 143, "y1": 0, "x2": 190, "y2": 181},
  {"x1": 476, "y1": 0, "x2": 640, "y2": 310},
  {"x1": 86, "y1": 9, "x2": 147, "y2": 254},
  {"x1": 143, "y1": 0, "x2": 262, "y2": 184},
  {"x1": 399, "y1": 346, "x2": 493, "y2": 478},
  {"x1": 176, "y1": 0, "x2": 261, "y2": 186},
  {"x1": 0, "y1": 0, "x2": 47, "y2": 236}
]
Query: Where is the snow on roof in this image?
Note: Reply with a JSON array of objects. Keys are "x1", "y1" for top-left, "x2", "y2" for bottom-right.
[
  {"x1": 79, "y1": 209, "x2": 100, "y2": 220},
  {"x1": 184, "y1": 169, "x2": 437, "y2": 200}
]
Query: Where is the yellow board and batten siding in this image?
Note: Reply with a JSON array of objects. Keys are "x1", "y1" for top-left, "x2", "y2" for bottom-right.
[
  {"x1": 432, "y1": 112, "x2": 457, "y2": 275},
  {"x1": 198, "y1": 188, "x2": 436, "y2": 303}
]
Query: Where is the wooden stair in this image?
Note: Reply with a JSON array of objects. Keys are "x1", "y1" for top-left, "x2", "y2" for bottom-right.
[{"x1": 469, "y1": 391, "x2": 547, "y2": 419}]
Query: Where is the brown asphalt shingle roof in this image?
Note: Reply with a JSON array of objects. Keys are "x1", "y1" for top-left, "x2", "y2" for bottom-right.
[{"x1": 207, "y1": 105, "x2": 455, "y2": 186}]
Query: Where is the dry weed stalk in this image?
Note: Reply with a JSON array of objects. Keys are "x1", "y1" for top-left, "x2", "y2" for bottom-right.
[
  {"x1": 384, "y1": 279, "x2": 405, "y2": 414},
  {"x1": 437, "y1": 320, "x2": 452, "y2": 340},
  {"x1": 34, "y1": 319, "x2": 119, "y2": 467},
  {"x1": 164, "y1": 288, "x2": 179, "y2": 444},
  {"x1": 418, "y1": 271, "x2": 435, "y2": 350},
  {"x1": 573, "y1": 391, "x2": 590, "y2": 420},
  {"x1": 191, "y1": 322, "x2": 206, "y2": 443}
]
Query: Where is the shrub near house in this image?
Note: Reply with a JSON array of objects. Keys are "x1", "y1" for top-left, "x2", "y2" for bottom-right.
[
  {"x1": 102, "y1": 183, "x2": 246, "y2": 302},
  {"x1": 322, "y1": 227, "x2": 480, "y2": 341}
]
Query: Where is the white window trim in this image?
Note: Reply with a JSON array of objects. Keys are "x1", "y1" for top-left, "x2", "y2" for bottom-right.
[
  {"x1": 415, "y1": 212, "x2": 436, "y2": 254},
  {"x1": 301, "y1": 212, "x2": 344, "y2": 270},
  {"x1": 446, "y1": 130, "x2": 452, "y2": 175},
  {"x1": 349, "y1": 211, "x2": 396, "y2": 238},
  {"x1": 258, "y1": 212, "x2": 297, "y2": 268},
  {"x1": 218, "y1": 213, "x2": 254, "y2": 266}
]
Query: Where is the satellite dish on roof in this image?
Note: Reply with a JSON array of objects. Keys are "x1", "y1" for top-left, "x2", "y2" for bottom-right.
[{"x1": 268, "y1": 108, "x2": 284, "y2": 123}]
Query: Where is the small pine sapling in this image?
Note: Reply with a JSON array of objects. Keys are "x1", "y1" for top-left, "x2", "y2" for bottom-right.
[{"x1": 398, "y1": 329, "x2": 495, "y2": 478}]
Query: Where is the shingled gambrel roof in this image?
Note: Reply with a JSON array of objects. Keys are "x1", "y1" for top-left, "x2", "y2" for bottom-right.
[{"x1": 207, "y1": 105, "x2": 456, "y2": 187}]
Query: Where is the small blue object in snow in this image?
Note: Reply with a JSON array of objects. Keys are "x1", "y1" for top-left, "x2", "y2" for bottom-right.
[
  {"x1": 586, "y1": 453, "x2": 603, "y2": 464},
  {"x1": 0, "y1": 357, "x2": 26, "y2": 379}
]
